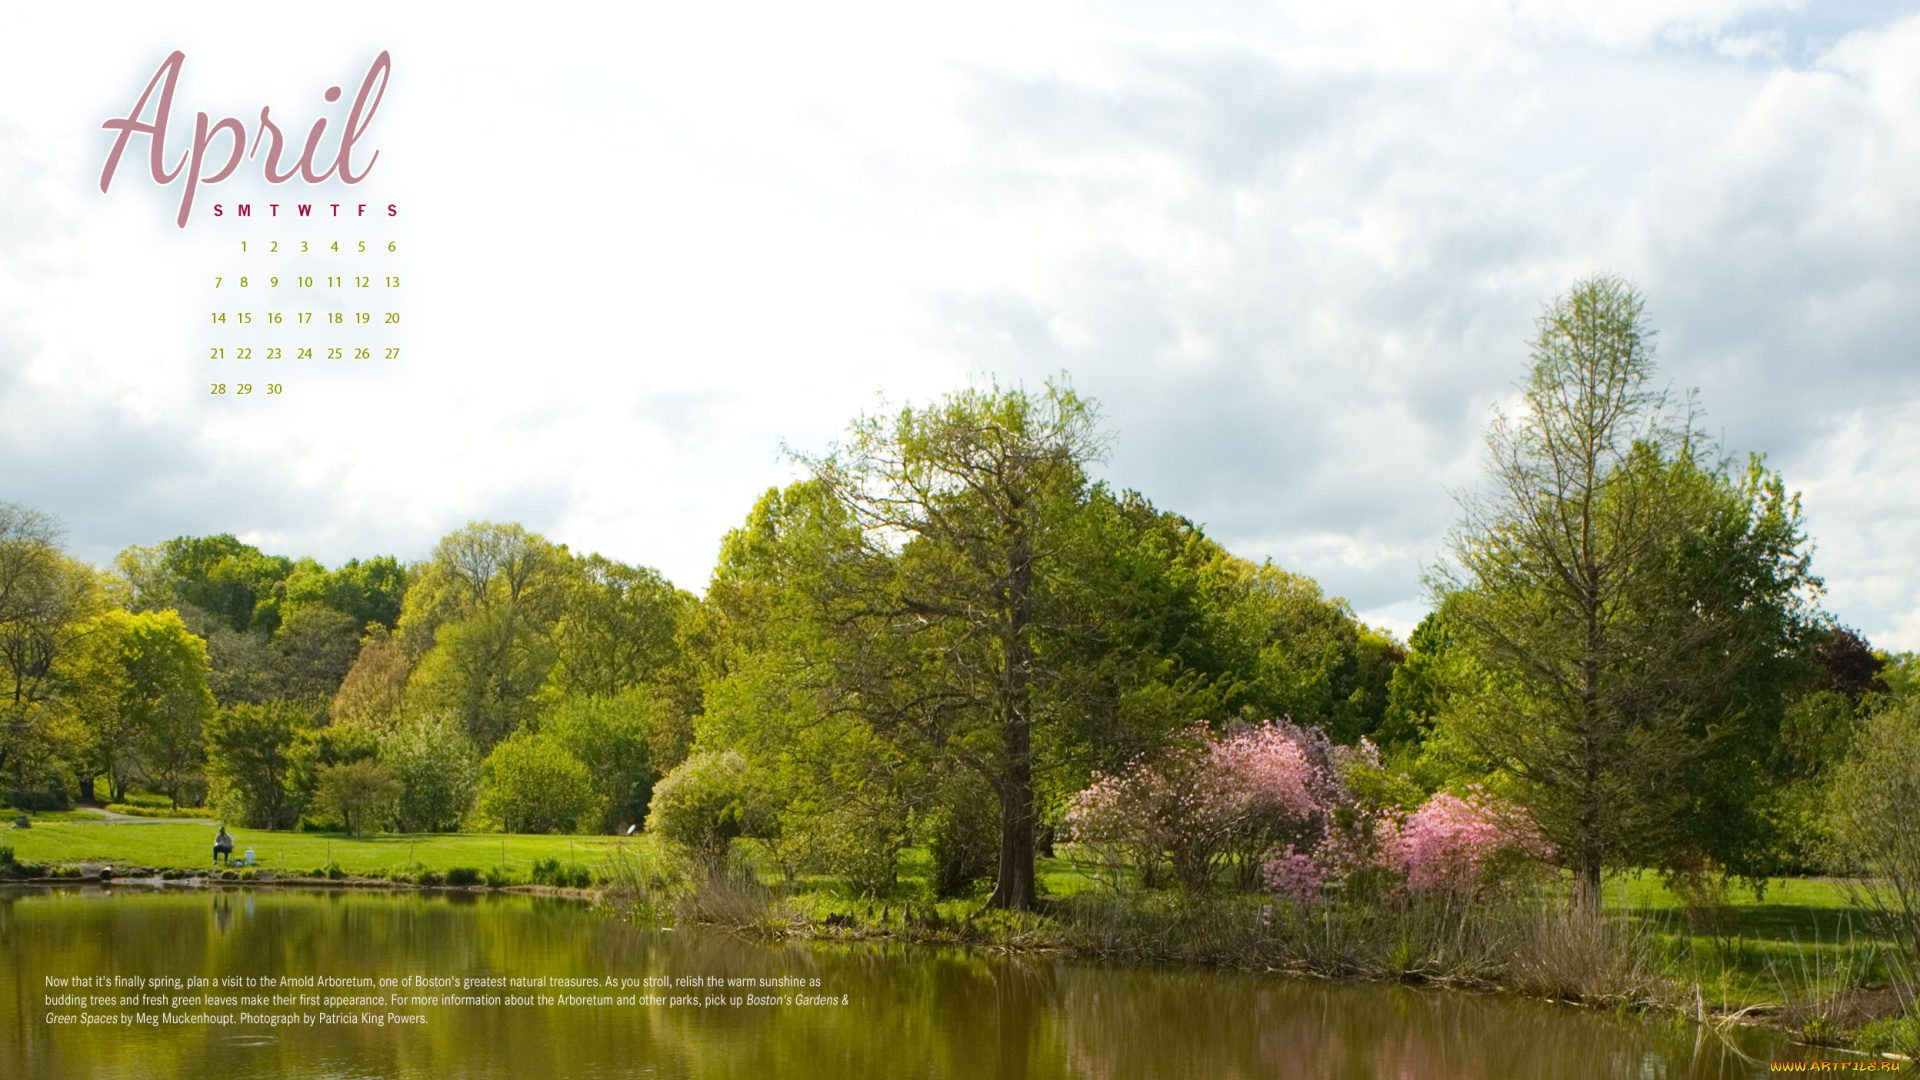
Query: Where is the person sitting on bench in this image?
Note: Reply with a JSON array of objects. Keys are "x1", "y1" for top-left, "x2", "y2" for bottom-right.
[{"x1": 214, "y1": 825, "x2": 234, "y2": 866}]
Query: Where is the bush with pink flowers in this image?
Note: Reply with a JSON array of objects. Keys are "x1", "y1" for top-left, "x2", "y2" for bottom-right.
[
  {"x1": 1066, "y1": 719, "x2": 1350, "y2": 892},
  {"x1": 1065, "y1": 719, "x2": 1552, "y2": 904},
  {"x1": 1393, "y1": 787, "x2": 1554, "y2": 897}
]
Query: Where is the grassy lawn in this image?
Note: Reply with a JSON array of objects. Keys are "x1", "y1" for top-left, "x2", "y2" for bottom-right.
[
  {"x1": 1599, "y1": 871, "x2": 1895, "y2": 1008},
  {"x1": 4, "y1": 819, "x2": 1896, "y2": 1012},
  {"x1": 1, "y1": 820, "x2": 651, "y2": 879}
]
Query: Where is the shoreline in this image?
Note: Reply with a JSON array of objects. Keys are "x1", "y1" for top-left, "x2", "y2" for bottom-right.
[
  {"x1": 0, "y1": 872, "x2": 602, "y2": 901},
  {"x1": 6, "y1": 867, "x2": 1912, "y2": 1064}
]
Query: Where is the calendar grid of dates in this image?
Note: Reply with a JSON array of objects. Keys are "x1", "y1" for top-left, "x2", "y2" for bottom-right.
[{"x1": 205, "y1": 233, "x2": 402, "y2": 395}]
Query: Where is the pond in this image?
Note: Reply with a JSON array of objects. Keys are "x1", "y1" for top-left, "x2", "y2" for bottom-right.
[{"x1": 2, "y1": 885, "x2": 1811, "y2": 1078}]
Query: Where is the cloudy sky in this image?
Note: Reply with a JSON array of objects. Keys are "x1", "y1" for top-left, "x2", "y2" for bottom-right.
[{"x1": 1, "y1": 1, "x2": 1915, "y2": 648}]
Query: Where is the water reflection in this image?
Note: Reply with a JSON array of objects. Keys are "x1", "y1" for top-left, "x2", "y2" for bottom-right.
[{"x1": 0, "y1": 887, "x2": 1802, "y2": 1079}]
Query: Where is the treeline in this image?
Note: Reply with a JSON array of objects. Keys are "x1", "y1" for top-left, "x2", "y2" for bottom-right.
[
  {"x1": 0, "y1": 520, "x2": 693, "y2": 838},
  {"x1": 2, "y1": 277, "x2": 1913, "y2": 919},
  {"x1": 0, "y1": 464, "x2": 1405, "y2": 859}
]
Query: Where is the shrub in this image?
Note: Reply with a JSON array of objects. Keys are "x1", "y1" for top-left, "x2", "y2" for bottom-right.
[
  {"x1": 380, "y1": 713, "x2": 480, "y2": 833},
  {"x1": 1066, "y1": 720, "x2": 1347, "y2": 893},
  {"x1": 445, "y1": 866, "x2": 481, "y2": 887},
  {"x1": 530, "y1": 858, "x2": 592, "y2": 888},
  {"x1": 1393, "y1": 788, "x2": 1552, "y2": 896},
  {"x1": 9, "y1": 769, "x2": 75, "y2": 811},
  {"x1": 1825, "y1": 697, "x2": 1920, "y2": 977},
  {"x1": 471, "y1": 731, "x2": 601, "y2": 834},
  {"x1": 1211, "y1": 721, "x2": 1345, "y2": 889},
  {"x1": 646, "y1": 751, "x2": 766, "y2": 878},
  {"x1": 313, "y1": 759, "x2": 401, "y2": 837},
  {"x1": 927, "y1": 773, "x2": 997, "y2": 899},
  {"x1": 483, "y1": 865, "x2": 515, "y2": 888}
]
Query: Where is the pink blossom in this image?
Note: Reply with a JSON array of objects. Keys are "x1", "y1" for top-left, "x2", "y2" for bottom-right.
[
  {"x1": 1261, "y1": 845, "x2": 1326, "y2": 906},
  {"x1": 1394, "y1": 788, "x2": 1551, "y2": 895}
]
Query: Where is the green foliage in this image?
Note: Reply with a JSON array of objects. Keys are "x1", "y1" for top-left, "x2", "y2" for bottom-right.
[
  {"x1": 471, "y1": 729, "x2": 600, "y2": 834},
  {"x1": 64, "y1": 608, "x2": 216, "y2": 805},
  {"x1": 546, "y1": 555, "x2": 690, "y2": 699},
  {"x1": 537, "y1": 690, "x2": 656, "y2": 833},
  {"x1": 289, "y1": 719, "x2": 379, "y2": 824},
  {"x1": 399, "y1": 522, "x2": 570, "y2": 750},
  {"x1": 1824, "y1": 696, "x2": 1920, "y2": 972},
  {"x1": 406, "y1": 607, "x2": 556, "y2": 750},
  {"x1": 314, "y1": 758, "x2": 401, "y2": 837},
  {"x1": 1879, "y1": 651, "x2": 1918, "y2": 699},
  {"x1": 125, "y1": 534, "x2": 292, "y2": 634},
  {"x1": 647, "y1": 750, "x2": 765, "y2": 877},
  {"x1": 330, "y1": 624, "x2": 409, "y2": 731},
  {"x1": 926, "y1": 771, "x2": 998, "y2": 898},
  {"x1": 206, "y1": 699, "x2": 318, "y2": 829},
  {"x1": 0, "y1": 504, "x2": 106, "y2": 804},
  {"x1": 283, "y1": 556, "x2": 407, "y2": 631},
  {"x1": 6, "y1": 768, "x2": 74, "y2": 811},
  {"x1": 379, "y1": 713, "x2": 480, "y2": 832},
  {"x1": 530, "y1": 857, "x2": 593, "y2": 888},
  {"x1": 272, "y1": 605, "x2": 363, "y2": 700},
  {"x1": 1197, "y1": 557, "x2": 1400, "y2": 742},
  {"x1": 1429, "y1": 276, "x2": 1819, "y2": 904},
  {"x1": 444, "y1": 865, "x2": 481, "y2": 887},
  {"x1": 694, "y1": 386, "x2": 1419, "y2": 908}
]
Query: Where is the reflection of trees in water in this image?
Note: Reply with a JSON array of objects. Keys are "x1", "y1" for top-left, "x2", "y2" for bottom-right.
[
  {"x1": 1056, "y1": 969, "x2": 1770, "y2": 1080},
  {"x1": 2, "y1": 891, "x2": 1784, "y2": 1080}
]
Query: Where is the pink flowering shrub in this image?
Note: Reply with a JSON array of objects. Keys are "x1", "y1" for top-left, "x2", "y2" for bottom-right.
[
  {"x1": 1394, "y1": 788, "x2": 1553, "y2": 897},
  {"x1": 1066, "y1": 719, "x2": 1350, "y2": 892},
  {"x1": 1064, "y1": 765, "x2": 1170, "y2": 889},
  {"x1": 1262, "y1": 845, "x2": 1326, "y2": 905},
  {"x1": 1210, "y1": 720, "x2": 1345, "y2": 889},
  {"x1": 1067, "y1": 722, "x2": 1553, "y2": 903}
]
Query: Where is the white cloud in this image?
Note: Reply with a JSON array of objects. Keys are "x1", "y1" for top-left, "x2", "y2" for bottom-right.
[{"x1": 0, "y1": 0, "x2": 1914, "y2": 651}]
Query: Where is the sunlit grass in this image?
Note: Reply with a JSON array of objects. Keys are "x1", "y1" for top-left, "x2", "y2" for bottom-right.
[{"x1": 2, "y1": 820, "x2": 654, "y2": 879}]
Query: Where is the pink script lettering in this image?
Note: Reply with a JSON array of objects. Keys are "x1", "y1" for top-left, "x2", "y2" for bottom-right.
[{"x1": 100, "y1": 51, "x2": 391, "y2": 228}]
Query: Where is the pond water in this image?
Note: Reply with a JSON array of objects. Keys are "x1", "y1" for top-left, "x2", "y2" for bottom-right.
[{"x1": 2, "y1": 886, "x2": 1813, "y2": 1078}]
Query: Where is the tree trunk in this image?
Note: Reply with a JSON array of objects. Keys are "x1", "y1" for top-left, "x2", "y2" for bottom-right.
[
  {"x1": 988, "y1": 528, "x2": 1038, "y2": 911},
  {"x1": 1577, "y1": 511, "x2": 1604, "y2": 915}
]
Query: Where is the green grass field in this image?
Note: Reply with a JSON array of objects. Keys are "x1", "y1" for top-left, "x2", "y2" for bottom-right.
[
  {"x1": 1, "y1": 819, "x2": 648, "y2": 879},
  {"x1": 2, "y1": 813, "x2": 1895, "y2": 1003}
]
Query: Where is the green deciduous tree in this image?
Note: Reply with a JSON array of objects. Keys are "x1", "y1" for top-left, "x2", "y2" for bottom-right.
[
  {"x1": 314, "y1": 758, "x2": 401, "y2": 837},
  {"x1": 547, "y1": 555, "x2": 689, "y2": 700},
  {"x1": 399, "y1": 523, "x2": 567, "y2": 749},
  {"x1": 379, "y1": 712, "x2": 479, "y2": 832},
  {"x1": 331, "y1": 625, "x2": 410, "y2": 731},
  {"x1": 1430, "y1": 276, "x2": 1819, "y2": 909},
  {"x1": 207, "y1": 699, "x2": 317, "y2": 829},
  {"x1": 65, "y1": 609, "x2": 216, "y2": 805},
  {"x1": 538, "y1": 689, "x2": 657, "y2": 833},
  {"x1": 0, "y1": 504, "x2": 106, "y2": 804},
  {"x1": 272, "y1": 605, "x2": 364, "y2": 700},
  {"x1": 471, "y1": 729, "x2": 599, "y2": 834},
  {"x1": 282, "y1": 556, "x2": 408, "y2": 631},
  {"x1": 118, "y1": 534, "x2": 294, "y2": 635},
  {"x1": 797, "y1": 381, "x2": 1108, "y2": 909},
  {"x1": 1824, "y1": 696, "x2": 1920, "y2": 974}
]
